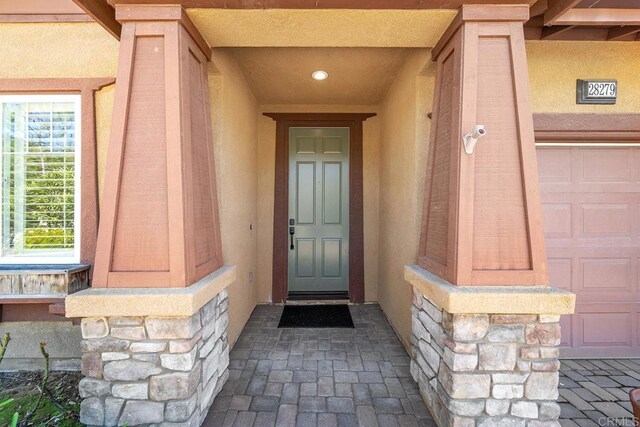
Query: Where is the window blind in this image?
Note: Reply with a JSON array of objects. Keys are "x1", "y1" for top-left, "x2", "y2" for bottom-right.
[{"x1": 0, "y1": 96, "x2": 80, "y2": 262}]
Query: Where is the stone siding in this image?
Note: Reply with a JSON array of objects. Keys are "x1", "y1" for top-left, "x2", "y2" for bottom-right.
[
  {"x1": 410, "y1": 288, "x2": 562, "y2": 427},
  {"x1": 78, "y1": 289, "x2": 229, "y2": 426}
]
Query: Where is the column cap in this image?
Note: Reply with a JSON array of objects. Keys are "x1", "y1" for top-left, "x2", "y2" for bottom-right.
[
  {"x1": 65, "y1": 265, "x2": 236, "y2": 318},
  {"x1": 405, "y1": 264, "x2": 575, "y2": 315},
  {"x1": 432, "y1": 4, "x2": 530, "y2": 60},
  {"x1": 115, "y1": 4, "x2": 211, "y2": 60}
]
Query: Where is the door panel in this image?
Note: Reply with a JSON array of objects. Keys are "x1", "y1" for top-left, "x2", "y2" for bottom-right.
[
  {"x1": 538, "y1": 146, "x2": 640, "y2": 358},
  {"x1": 323, "y1": 162, "x2": 342, "y2": 225},
  {"x1": 322, "y1": 238, "x2": 342, "y2": 278},
  {"x1": 296, "y1": 162, "x2": 315, "y2": 224},
  {"x1": 288, "y1": 128, "x2": 349, "y2": 294},
  {"x1": 295, "y1": 238, "x2": 315, "y2": 277}
]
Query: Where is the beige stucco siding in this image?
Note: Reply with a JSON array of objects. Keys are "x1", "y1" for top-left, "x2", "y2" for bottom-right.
[
  {"x1": 0, "y1": 23, "x2": 118, "y2": 78},
  {"x1": 96, "y1": 84, "x2": 115, "y2": 203},
  {"x1": 0, "y1": 321, "x2": 82, "y2": 371},
  {"x1": 527, "y1": 41, "x2": 640, "y2": 113},
  {"x1": 208, "y1": 50, "x2": 261, "y2": 346},
  {"x1": 255, "y1": 105, "x2": 380, "y2": 303},
  {"x1": 377, "y1": 50, "x2": 434, "y2": 348}
]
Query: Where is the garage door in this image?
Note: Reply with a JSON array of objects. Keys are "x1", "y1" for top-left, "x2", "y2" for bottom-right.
[{"x1": 537, "y1": 145, "x2": 640, "y2": 358}]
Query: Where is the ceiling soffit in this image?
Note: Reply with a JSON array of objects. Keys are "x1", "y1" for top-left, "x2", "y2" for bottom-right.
[
  {"x1": 224, "y1": 47, "x2": 412, "y2": 105},
  {"x1": 186, "y1": 9, "x2": 456, "y2": 48}
]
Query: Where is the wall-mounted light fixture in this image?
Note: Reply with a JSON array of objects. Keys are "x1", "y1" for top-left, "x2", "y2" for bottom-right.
[{"x1": 462, "y1": 125, "x2": 486, "y2": 155}]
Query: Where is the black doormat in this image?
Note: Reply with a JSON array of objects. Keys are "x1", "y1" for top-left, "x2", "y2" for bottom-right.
[{"x1": 278, "y1": 305, "x2": 354, "y2": 328}]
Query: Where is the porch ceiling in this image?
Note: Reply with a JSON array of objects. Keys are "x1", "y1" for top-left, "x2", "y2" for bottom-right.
[
  {"x1": 185, "y1": 9, "x2": 456, "y2": 47},
  {"x1": 223, "y1": 47, "x2": 411, "y2": 105}
]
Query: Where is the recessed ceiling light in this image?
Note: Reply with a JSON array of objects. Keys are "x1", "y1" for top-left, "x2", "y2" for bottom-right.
[{"x1": 312, "y1": 70, "x2": 328, "y2": 81}]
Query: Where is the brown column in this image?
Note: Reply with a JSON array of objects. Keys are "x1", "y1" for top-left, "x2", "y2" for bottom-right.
[
  {"x1": 93, "y1": 5, "x2": 223, "y2": 288},
  {"x1": 418, "y1": 5, "x2": 547, "y2": 286}
]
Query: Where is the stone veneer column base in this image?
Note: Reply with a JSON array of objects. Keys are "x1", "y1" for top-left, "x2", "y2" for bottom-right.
[
  {"x1": 405, "y1": 265, "x2": 576, "y2": 427},
  {"x1": 66, "y1": 266, "x2": 236, "y2": 426}
]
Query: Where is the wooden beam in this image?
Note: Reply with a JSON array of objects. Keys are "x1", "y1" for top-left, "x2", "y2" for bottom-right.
[
  {"x1": 530, "y1": 0, "x2": 548, "y2": 17},
  {"x1": 525, "y1": 15, "x2": 544, "y2": 26},
  {"x1": 553, "y1": 8, "x2": 640, "y2": 26},
  {"x1": 526, "y1": 26, "x2": 613, "y2": 40},
  {"x1": 544, "y1": 0, "x2": 581, "y2": 25},
  {"x1": 524, "y1": 26, "x2": 543, "y2": 39},
  {"x1": 541, "y1": 25, "x2": 574, "y2": 39},
  {"x1": 607, "y1": 25, "x2": 640, "y2": 40},
  {"x1": 109, "y1": 0, "x2": 543, "y2": 8},
  {"x1": 534, "y1": 113, "x2": 640, "y2": 142},
  {"x1": 72, "y1": 0, "x2": 121, "y2": 39}
]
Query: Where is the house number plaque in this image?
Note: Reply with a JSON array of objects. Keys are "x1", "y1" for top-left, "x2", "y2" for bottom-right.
[{"x1": 576, "y1": 79, "x2": 617, "y2": 105}]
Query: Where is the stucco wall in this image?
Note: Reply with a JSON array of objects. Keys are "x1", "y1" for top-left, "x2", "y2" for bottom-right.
[
  {"x1": 96, "y1": 84, "x2": 115, "y2": 203},
  {"x1": 208, "y1": 50, "x2": 260, "y2": 346},
  {"x1": 0, "y1": 321, "x2": 82, "y2": 371},
  {"x1": 377, "y1": 50, "x2": 435, "y2": 348},
  {"x1": 0, "y1": 23, "x2": 118, "y2": 78},
  {"x1": 255, "y1": 105, "x2": 380, "y2": 303},
  {"x1": 526, "y1": 41, "x2": 640, "y2": 113}
]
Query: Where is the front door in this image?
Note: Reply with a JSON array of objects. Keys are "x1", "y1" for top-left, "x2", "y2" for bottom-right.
[{"x1": 288, "y1": 127, "x2": 349, "y2": 297}]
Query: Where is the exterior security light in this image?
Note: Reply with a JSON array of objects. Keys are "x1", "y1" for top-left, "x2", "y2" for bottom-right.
[{"x1": 312, "y1": 70, "x2": 329, "y2": 81}]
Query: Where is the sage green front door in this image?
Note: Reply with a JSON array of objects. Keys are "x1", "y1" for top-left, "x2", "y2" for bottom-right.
[{"x1": 288, "y1": 127, "x2": 349, "y2": 295}]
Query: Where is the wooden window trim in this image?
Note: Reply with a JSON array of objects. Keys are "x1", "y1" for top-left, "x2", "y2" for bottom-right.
[
  {"x1": 264, "y1": 113, "x2": 375, "y2": 304},
  {"x1": 0, "y1": 78, "x2": 115, "y2": 266}
]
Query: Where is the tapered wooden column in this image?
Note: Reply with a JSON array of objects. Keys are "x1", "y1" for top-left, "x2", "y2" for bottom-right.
[
  {"x1": 418, "y1": 5, "x2": 547, "y2": 286},
  {"x1": 93, "y1": 5, "x2": 222, "y2": 288}
]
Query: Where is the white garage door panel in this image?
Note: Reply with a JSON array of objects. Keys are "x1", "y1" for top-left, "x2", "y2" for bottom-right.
[{"x1": 538, "y1": 146, "x2": 640, "y2": 358}]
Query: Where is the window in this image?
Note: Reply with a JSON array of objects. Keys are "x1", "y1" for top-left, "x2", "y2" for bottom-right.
[{"x1": 0, "y1": 95, "x2": 81, "y2": 263}]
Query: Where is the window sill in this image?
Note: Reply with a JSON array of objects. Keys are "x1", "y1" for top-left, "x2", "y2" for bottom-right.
[
  {"x1": 0, "y1": 264, "x2": 91, "y2": 299},
  {"x1": 0, "y1": 264, "x2": 89, "y2": 275}
]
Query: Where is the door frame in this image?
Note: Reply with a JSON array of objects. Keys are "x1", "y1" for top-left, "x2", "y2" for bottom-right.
[{"x1": 264, "y1": 113, "x2": 376, "y2": 303}]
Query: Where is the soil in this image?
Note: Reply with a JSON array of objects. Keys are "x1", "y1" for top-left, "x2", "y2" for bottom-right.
[{"x1": 0, "y1": 370, "x2": 82, "y2": 427}]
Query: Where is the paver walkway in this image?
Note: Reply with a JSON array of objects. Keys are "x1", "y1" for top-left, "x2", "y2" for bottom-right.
[
  {"x1": 559, "y1": 359, "x2": 640, "y2": 427},
  {"x1": 202, "y1": 303, "x2": 640, "y2": 427},
  {"x1": 203, "y1": 304, "x2": 436, "y2": 426}
]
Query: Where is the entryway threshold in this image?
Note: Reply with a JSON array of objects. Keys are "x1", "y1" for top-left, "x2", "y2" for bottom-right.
[{"x1": 284, "y1": 300, "x2": 350, "y2": 305}]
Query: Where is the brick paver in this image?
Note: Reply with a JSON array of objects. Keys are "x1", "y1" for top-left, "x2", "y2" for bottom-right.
[
  {"x1": 203, "y1": 303, "x2": 640, "y2": 427},
  {"x1": 559, "y1": 359, "x2": 640, "y2": 427},
  {"x1": 203, "y1": 304, "x2": 436, "y2": 426}
]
